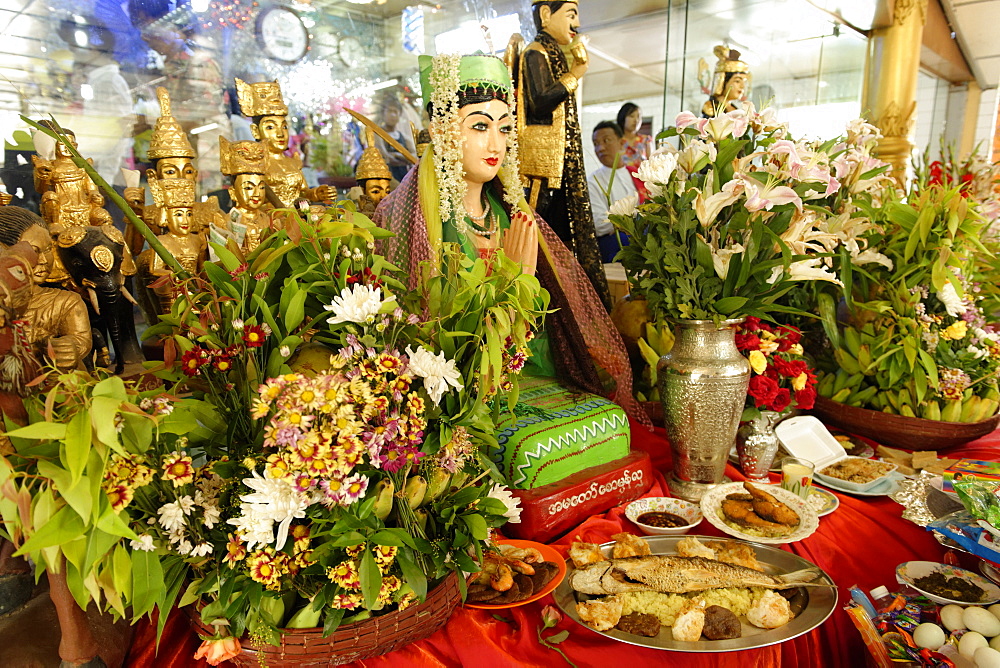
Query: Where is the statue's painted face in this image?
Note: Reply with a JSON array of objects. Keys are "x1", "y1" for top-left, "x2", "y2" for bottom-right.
[
  {"x1": 253, "y1": 115, "x2": 289, "y2": 153},
  {"x1": 458, "y1": 99, "x2": 511, "y2": 188},
  {"x1": 54, "y1": 133, "x2": 78, "y2": 159},
  {"x1": 726, "y1": 73, "x2": 749, "y2": 101},
  {"x1": 233, "y1": 173, "x2": 265, "y2": 210},
  {"x1": 156, "y1": 157, "x2": 198, "y2": 182},
  {"x1": 166, "y1": 207, "x2": 193, "y2": 236},
  {"x1": 543, "y1": 2, "x2": 580, "y2": 46},
  {"x1": 363, "y1": 179, "x2": 391, "y2": 206},
  {"x1": 19, "y1": 225, "x2": 52, "y2": 285}
]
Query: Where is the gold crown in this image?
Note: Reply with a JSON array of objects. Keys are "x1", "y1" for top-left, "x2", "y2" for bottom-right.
[
  {"x1": 148, "y1": 87, "x2": 195, "y2": 160},
  {"x1": 355, "y1": 129, "x2": 392, "y2": 182},
  {"x1": 713, "y1": 45, "x2": 750, "y2": 75},
  {"x1": 219, "y1": 137, "x2": 266, "y2": 176},
  {"x1": 235, "y1": 78, "x2": 288, "y2": 117},
  {"x1": 148, "y1": 176, "x2": 195, "y2": 209}
]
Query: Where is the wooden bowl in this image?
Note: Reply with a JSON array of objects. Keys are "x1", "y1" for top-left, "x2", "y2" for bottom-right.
[{"x1": 811, "y1": 395, "x2": 1000, "y2": 451}]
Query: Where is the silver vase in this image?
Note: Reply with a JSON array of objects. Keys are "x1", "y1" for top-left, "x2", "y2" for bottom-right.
[
  {"x1": 736, "y1": 411, "x2": 785, "y2": 481},
  {"x1": 658, "y1": 318, "x2": 750, "y2": 501}
]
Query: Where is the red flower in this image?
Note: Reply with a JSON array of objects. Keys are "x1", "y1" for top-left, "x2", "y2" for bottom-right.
[
  {"x1": 747, "y1": 375, "x2": 779, "y2": 406},
  {"x1": 213, "y1": 355, "x2": 233, "y2": 372},
  {"x1": 775, "y1": 326, "x2": 801, "y2": 351},
  {"x1": 772, "y1": 357, "x2": 807, "y2": 378},
  {"x1": 227, "y1": 263, "x2": 248, "y2": 279},
  {"x1": 795, "y1": 386, "x2": 817, "y2": 410},
  {"x1": 735, "y1": 333, "x2": 761, "y2": 352},
  {"x1": 243, "y1": 325, "x2": 267, "y2": 348},
  {"x1": 180, "y1": 349, "x2": 206, "y2": 377},
  {"x1": 768, "y1": 387, "x2": 792, "y2": 412}
]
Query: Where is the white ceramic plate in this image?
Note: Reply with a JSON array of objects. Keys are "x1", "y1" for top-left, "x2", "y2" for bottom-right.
[
  {"x1": 807, "y1": 486, "x2": 839, "y2": 517},
  {"x1": 554, "y1": 534, "x2": 838, "y2": 653},
  {"x1": 625, "y1": 497, "x2": 703, "y2": 536},
  {"x1": 700, "y1": 482, "x2": 820, "y2": 544},
  {"x1": 896, "y1": 560, "x2": 1000, "y2": 606},
  {"x1": 813, "y1": 470, "x2": 905, "y2": 497}
]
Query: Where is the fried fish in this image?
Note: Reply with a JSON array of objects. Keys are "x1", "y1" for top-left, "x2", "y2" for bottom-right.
[{"x1": 569, "y1": 554, "x2": 824, "y2": 596}]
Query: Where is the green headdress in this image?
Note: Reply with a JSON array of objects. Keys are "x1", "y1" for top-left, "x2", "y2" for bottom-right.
[{"x1": 418, "y1": 54, "x2": 512, "y2": 110}]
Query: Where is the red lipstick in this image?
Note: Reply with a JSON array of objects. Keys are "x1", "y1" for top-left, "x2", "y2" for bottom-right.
[{"x1": 485, "y1": 157, "x2": 499, "y2": 166}]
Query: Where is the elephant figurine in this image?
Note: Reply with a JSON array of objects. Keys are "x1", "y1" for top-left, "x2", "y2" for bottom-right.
[{"x1": 55, "y1": 225, "x2": 143, "y2": 374}]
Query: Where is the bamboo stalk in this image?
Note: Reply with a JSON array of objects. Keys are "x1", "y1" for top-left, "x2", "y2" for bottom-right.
[{"x1": 19, "y1": 115, "x2": 190, "y2": 279}]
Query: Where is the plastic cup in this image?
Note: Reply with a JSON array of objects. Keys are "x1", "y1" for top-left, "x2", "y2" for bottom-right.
[{"x1": 780, "y1": 457, "x2": 814, "y2": 500}]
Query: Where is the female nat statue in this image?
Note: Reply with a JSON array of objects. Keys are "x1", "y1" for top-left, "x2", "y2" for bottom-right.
[{"x1": 375, "y1": 54, "x2": 644, "y2": 491}]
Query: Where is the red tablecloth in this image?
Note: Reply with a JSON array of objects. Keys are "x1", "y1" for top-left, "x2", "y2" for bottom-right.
[{"x1": 126, "y1": 422, "x2": 1000, "y2": 667}]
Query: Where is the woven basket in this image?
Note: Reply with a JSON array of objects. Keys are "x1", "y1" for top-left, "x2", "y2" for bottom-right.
[
  {"x1": 811, "y1": 395, "x2": 1000, "y2": 451},
  {"x1": 188, "y1": 572, "x2": 461, "y2": 667}
]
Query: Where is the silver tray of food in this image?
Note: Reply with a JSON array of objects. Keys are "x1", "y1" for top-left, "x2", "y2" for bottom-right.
[{"x1": 552, "y1": 534, "x2": 837, "y2": 652}]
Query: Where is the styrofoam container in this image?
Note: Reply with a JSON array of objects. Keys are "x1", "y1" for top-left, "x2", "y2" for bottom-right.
[{"x1": 775, "y1": 415, "x2": 897, "y2": 493}]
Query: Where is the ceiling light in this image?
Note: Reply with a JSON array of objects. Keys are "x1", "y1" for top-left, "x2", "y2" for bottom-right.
[
  {"x1": 74, "y1": 29, "x2": 88, "y2": 47},
  {"x1": 190, "y1": 122, "x2": 219, "y2": 135}
]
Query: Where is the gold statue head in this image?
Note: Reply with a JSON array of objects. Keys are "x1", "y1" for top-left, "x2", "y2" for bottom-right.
[
  {"x1": 149, "y1": 177, "x2": 195, "y2": 234},
  {"x1": 356, "y1": 129, "x2": 393, "y2": 182},
  {"x1": 0, "y1": 206, "x2": 53, "y2": 286},
  {"x1": 711, "y1": 45, "x2": 751, "y2": 99},
  {"x1": 219, "y1": 137, "x2": 266, "y2": 176},
  {"x1": 148, "y1": 87, "x2": 196, "y2": 164},
  {"x1": 235, "y1": 78, "x2": 288, "y2": 118}
]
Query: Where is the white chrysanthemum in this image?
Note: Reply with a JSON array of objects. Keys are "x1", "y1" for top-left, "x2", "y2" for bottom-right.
[
  {"x1": 488, "y1": 485, "x2": 522, "y2": 524},
  {"x1": 227, "y1": 471, "x2": 313, "y2": 550},
  {"x1": 609, "y1": 193, "x2": 639, "y2": 218},
  {"x1": 324, "y1": 284, "x2": 394, "y2": 325},
  {"x1": 636, "y1": 152, "x2": 678, "y2": 196},
  {"x1": 937, "y1": 282, "x2": 965, "y2": 317},
  {"x1": 157, "y1": 500, "x2": 187, "y2": 533},
  {"x1": 129, "y1": 534, "x2": 155, "y2": 552},
  {"x1": 202, "y1": 504, "x2": 221, "y2": 529},
  {"x1": 405, "y1": 345, "x2": 464, "y2": 405}
]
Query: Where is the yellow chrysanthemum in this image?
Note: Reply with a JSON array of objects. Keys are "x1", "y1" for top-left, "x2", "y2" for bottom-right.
[{"x1": 942, "y1": 321, "x2": 968, "y2": 340}]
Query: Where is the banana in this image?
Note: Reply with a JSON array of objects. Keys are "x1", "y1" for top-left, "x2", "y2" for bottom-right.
[
  {"x1": 886, "y1": 390, "x2": 902, "y2": 412},
  {"x1": 899, "y1": 404, "x2": 915, "y2": 418},
  {"x1": 414, "y1": 508, "x2": 429, "y2": 534},
  {"x1": 403, "y1": 475, "x2": 427, "y2": 509},
  {"x1": 258, "y1": 595, "x2": 286, "y2": 628},
  {"x1": 831, "y1": 388, "x2": 851, "y2": 403},
  {"x1": 832, "y1": 369, "x2": 852, "y2": 394},
  {"x1": 285, "y1": 600, "x2": 322, "y2": 629},
  {"x1": 423, "y1": 467, "x2": 451, "y2": 504},
  {"x1": 848, "y1": 386, "x2": 877, "y2": 407},
  {"x1": 843, "y1": 328, "x2": 862, "y2": 358},
  {"x1": 449, "y1": 470, "x2": 469, "y2": 491},
  {"x1": 941, "y1": 399, "x2": 963, "y2": 422},
  {"x1": 856, "y1": 345, "x2": 873, "y2": 375},
  {"x1": 637, "y1": 337, "x2": 661, "y2": 371},
  {"x1": 921, "y1": 401, "x2": 941, "y2": 421},
  {"x1": 980, "y1": 399, "x2": 999, "y2": 421},
  {"x1": 817, "y1": 372, "x2": 836, "y2": 397},
  {"x1": 960, "y1": 395, "x2": 981, "y2": 423},
  {"x1": 372, "y1": 478, "x2": 394, "y2": 520},
  {"x1": 834, "y1": 348, "x2": 862, "y2": 375}
]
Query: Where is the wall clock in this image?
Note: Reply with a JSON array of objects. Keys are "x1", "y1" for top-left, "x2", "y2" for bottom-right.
[
  {"x1": 339, "y1": 36, "x2": 365, "y2": 68},
  {"x1": 256, "y1": 6, "x2": 310, "y2": 65}
]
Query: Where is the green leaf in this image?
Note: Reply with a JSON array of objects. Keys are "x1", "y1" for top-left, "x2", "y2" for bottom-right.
[
  {"x1": 18, "y1": 504, "x2": 86, "y2": 555},
  {"x1": 396, "y1": 549, "x2": 428, "y2": 601},
  {"x1": 371, "y1": 529, "x2": 415, "y2": 548},
  {"x1": 131, "y1": 548, "x2": 165, "y2": 620},
  {"x1": 547, "y1": 630, "x2": 569, "y2": 644},
  {"x1": 461, "y1": 513, "x2": 489, "y2": 541},
  {"x1": 5, "y1": 421, "x2": 67, "y2": 441},
  {"x1": 36, "y1": 460, "x2": 92, "y2": 520},
  {"x1": 92, "y1": 375, "x2": 127, "y2": 400},
  {"x1": 81, "y1": 528, "x2": 117, "y2": 576},
  {"x1": 321, "y1": 608, "x2": 346, "y2": 638},
  {"x1": 62, "y1": 411, "x2": 92, "y2": 485},
  {"x1": 713, "y1": 296, "x2": 748, "y2": 316},
  {"x1": 283, "y1": 286, "x2": 307, "y2": 331},
  {"x1": 112, "y1": 544, "x2": 132, "y2": 601},
  {"x1": 359, "y1": 548, "x2": 382, "y2": 610},
  {"x1": 91, "y1": 396, "x2": 124, "y2": 451}
]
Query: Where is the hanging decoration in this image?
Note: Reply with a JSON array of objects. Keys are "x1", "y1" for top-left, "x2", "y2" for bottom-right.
[{"x1": 199, "y1": 0, "x2": 258, "y2": 30}]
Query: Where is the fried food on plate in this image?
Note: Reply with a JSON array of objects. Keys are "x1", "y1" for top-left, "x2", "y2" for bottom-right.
[
  {"x1": 570, "y1": 540, "x2": 605, "y2": 569},
  {"x1": 611, "y1": 532, "x2": 652, "y2": 558},
  {"x1": 576, "y1": 595, "x2": 623, "y2": 631},
  {"x1": 744, "y1": 482, "x2": 800, "y2": 527}
]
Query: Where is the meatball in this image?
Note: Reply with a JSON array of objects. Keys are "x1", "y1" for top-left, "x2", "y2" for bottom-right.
[{"x1": 702, "y1": 605, "x2": 742, "y2": 640}]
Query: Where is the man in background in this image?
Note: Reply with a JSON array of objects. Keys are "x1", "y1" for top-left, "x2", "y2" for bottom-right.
[{"x1": 588, "y1": 121, "x2": 634, "y2": 263}]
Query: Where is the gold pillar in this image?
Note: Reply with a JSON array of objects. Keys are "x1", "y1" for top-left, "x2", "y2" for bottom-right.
[{"x1": 863, "y1": 0, "x2": 928, "y2": 184}]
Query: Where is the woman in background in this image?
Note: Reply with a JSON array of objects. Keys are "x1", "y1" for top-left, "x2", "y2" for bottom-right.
[{"x1": 616, "y1": 102, "x2": 652, "y2": 167}]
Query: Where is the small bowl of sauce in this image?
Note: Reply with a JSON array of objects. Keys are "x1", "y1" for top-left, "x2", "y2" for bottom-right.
[{"x1": 626, "y1": 497, "x2": 702, "y2": 535}]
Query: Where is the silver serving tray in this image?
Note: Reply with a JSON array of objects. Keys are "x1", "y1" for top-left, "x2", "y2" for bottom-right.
[{"x1": 552, "y1": 534, "x2": 838, "y2": 652}]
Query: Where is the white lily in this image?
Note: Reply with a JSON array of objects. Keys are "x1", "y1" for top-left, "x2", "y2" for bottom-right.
[
  {"x1": 695, "y1": 174, "x2": 743, "y2": 227},
  {"x1": 768, "y1": 258, "x2": 843, "y2": 286}
]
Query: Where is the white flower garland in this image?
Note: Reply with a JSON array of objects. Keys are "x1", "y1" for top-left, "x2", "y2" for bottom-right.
[
  {"x1": 500, "y1": 84, "x2": 522, "y2": 210},
  {"x1": 428, "y1": 54, "x2": 468, "y2": 235}
]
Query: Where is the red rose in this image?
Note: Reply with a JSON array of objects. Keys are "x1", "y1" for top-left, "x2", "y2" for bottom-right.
[
  {"x1": 743, "y1": 317, "x2": 762, "y2": 331},
  {"x1": 795, "y1": 386, "x2": 816, "y2": 410},
  {"x1": 776, "y1": 326, "x2": 801, "y2": 351},
  {"x1": 768, "y1": 387, "x2": 792, "y2": 412},
  {"x1": 773, "y1": 357, "x2": 807, "y2": 378},
  {"x1": 748, "y1": 375, "x2": 779, "y2": 406},
  {"x1": 735, "y1": 333, "x2": 761, "y2": 352}
]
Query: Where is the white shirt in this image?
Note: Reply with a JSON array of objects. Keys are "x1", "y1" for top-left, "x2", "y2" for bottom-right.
[{"x1": 588, "y1": 165, "x2": 637, "y2": 237}]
